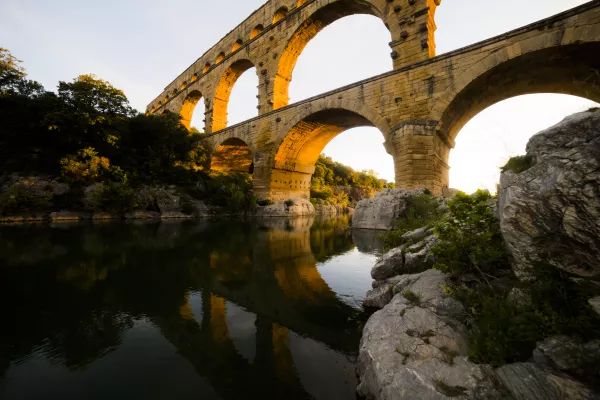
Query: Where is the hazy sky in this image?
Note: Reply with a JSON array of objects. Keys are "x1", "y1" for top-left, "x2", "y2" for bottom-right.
[{"x1": 1, "y1": 0, "x2": 597, "y2": 192}]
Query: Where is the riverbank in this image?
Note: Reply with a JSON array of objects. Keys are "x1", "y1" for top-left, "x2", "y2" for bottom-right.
[{"x1": 354, "y1": 109, "x2": 600, "y2": 399}]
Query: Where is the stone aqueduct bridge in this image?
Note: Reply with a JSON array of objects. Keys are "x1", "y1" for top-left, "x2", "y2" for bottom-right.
[{"x1": 147, "y1": 0, "x2": 600, "y2": 200}]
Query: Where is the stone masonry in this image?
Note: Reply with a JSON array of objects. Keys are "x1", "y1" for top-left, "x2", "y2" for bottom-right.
[{"x1": 147, "y1": 0, "x2": 600, "y2": 200}]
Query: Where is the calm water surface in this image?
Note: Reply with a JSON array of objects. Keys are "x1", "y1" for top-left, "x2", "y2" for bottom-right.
[{"x1": 0, "y1": 216, "x2": 383, "y2": 400}]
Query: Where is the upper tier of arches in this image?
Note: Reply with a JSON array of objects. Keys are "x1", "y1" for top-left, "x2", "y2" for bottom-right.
[{"x1": 147, "y1": 0, "x2": 441, "y2": 131}]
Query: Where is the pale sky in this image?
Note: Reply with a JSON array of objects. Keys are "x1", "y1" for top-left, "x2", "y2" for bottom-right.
[{"x1": 1, "y1": 0, "x2": 597, "y2": 192}]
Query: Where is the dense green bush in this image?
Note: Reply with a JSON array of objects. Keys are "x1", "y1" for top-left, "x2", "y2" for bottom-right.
[
  {"x1": 0, "y1": 184, "x2": 53, "y2": 215},
  {"x1": 430, "y1": 191, "x2": 600, "y2": 366},
  {"x1": 380, "y1": 193, "x2": 442, "y2": 250},
  {"x1": 433, "y1": 190, "x2": 510, "y2": 278},
  {"x1": 86, "y1": 182, "x2": 138, "y2": 214}
]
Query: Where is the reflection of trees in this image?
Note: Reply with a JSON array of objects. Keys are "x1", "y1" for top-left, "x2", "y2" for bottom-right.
[
  {"x1": 0, "y1": 217, "x2": 361, "y2": 393},
  {"x1": 310, "y1": 215, "x2": 355, "y2": 262}
]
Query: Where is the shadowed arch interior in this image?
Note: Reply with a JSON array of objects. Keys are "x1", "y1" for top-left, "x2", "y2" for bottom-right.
[
  {"x1": 269, "y1": 108, "x2": 377, "y2": 200},
  {"x1": 211, "y1": 137, "x2": 254, "y2": 174},
  {"x1": 273, "y1": 0, "x2": 388, "y2": 110},
  {"x1": 180, "y1": 90, "x2": 203, "y2": 129},
  {"x1": 440, "y1": 43, "x2": 600, "y2": 143},
  {"x1": 212, "y1": 59, "x2": 256, "y2": 132}
]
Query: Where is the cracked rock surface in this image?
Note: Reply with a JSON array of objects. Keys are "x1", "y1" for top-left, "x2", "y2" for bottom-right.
[{"x1": 498, "y1": 109, "x2": 600, "y2": 279}]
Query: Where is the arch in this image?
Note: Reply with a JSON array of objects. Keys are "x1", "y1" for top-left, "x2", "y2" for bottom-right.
[
  {"x1": 267, "y1": 106, "x2": 388, "y2": 200},
  {"x1": 272, "y1": 6, "x2": 288, "y2": 24},
  {"x1": 211, "y1": 137, "x2": 254, "y2": 174},
  {"x1": 250, "y1": 24, "x2": 264, "y2": 40},
  {"x1": 212, "y1": 59, "x2": 256, "y2": 131},
  {"x1": 297, "y1": 0, "x2": 308, "y2": 6},
  {"x1": 437, "y1": 42, "x2": 600, "y2": 143},
  {"x1": 231, "y1": 39, "x2": 244, "y2": 53},
  {"x1": 216, "y1": 52, "x2": 225, "y2": 64},
  {"x1": 203, "y1": 63, "x2": 211, "y2": 74},
  {"x1": 180, "y1": 90, "x2": 203, "y2": 130},
  {"x1": 273, "y1": 0, "x2": 388, "y2": 109}
]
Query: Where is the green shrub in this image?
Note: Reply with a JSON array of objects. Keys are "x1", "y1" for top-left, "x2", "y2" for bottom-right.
[
  {"x1": 0, "y1": 183, "x2": 53, "y2": 215},
  {"x1": 86, "y1": 182, "x2": 138, "y2": 213},
  {"x1": 500, "y1": 155, "x2": 534, "y2": 174},
  {"x1": 284, "y1": 199, "x2": 295, "y2": 207},
  {"x1": 588, "y1": 107, "x2": 599, "y2": 112},
  {"x1": 380, "y1": 193, "x2": 442, "y2": 250},
  {"x1": 402, "y1": 289, "x2": 421, "y2": 305},
  {"x1": 432, "y1": 190, "x2": 510, "y2": 279}
]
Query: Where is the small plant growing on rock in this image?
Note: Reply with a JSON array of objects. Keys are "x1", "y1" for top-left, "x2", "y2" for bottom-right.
[
  {"x1": 500, "y1": 155, "x2": 534, "y2": 174},
  {"x1": 402, "y1": 290, "x2": 421, "y2": 305},
  {"x1": 284, "y1": 199, "x2": 295, "y2": 207}
]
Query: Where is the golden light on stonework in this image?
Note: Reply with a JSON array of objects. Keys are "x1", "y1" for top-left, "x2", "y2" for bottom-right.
[
  {"x1": 231, "y1": 39, "x2": 243, "y2": 53},
  {"x1": 250, "y1": 24, "x2": 264, "y2": 39},
  {"x1": 272, "y1": 7, "x2": 288, "y2": 24},
  {"x1": 216, "y1": 52, "x2": 225, "y2": 64},
  {"x1": 203, "y1": 63, "x2": 211, "y2": 74}
]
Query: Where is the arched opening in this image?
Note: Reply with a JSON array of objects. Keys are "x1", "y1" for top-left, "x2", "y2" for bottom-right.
[
  {"x1": 203, "y1": 63, "x2": 211, "y2": 74},
  {"x1": 449, "y1": 94, "x2": 599, "y2": 194},
  {"x1": 441, "y1": 42, "x2": 600, "y2": 193},
  {"x1": 213, "y1": 59, "x2": 258, "y2": 131},
  {"x1": 211, "y1": 138, "x2": 254, "y2": 174},
  {"x1": 250, "y1": 25, "x2": 263, "y2": 40},
  {"x1": 180, "y1": 90, "x2": 204, "y2": 130},
  {"x1": 231, "y1": 39, "x2": 243, "y2": 53},
  {"x1": 273, "y1": 1, "x2": 388, "y2": 109},
  {"x1": 297, "y1": 0, "x2": 308, "y2": 6},
  {"x1": 268, "y1": 108, "x2": 389, "y2": 201},
  {"x1": 216, "y1": 52, "x2": 225, "y2": 64},
  {"x1": 272, "y1": 7, "x2": 288, "y2": 24}
]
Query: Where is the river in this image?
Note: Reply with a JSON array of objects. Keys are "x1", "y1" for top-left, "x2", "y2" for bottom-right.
[{"x1": 0, "y1": 216, "x2": 382, "y2": 400}]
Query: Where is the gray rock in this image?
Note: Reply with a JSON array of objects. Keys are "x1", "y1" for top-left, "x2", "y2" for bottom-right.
[
  {"x1": 401, "y1": 226, "x2": 430, "y2": 243},
  {"x1": 371, "y1": 247, "x2": 404, "y2": 280},
  {"x1": 253, "y1": 197, "x2": 315, "y2": 217},
  {"x1": 533, "y1": 336, "x2": 600, "y2": 380},
  {"x1": 590, "y1": 297, "x2": 600, "y2": 317},
  {"x1": 49, "y1": 211, "x2": 91, "y2": 221},
  {"x1": 357, "y1": 270, "x2": 499, "y2": 399},
  {"x1": 363, "y1": 283, "x2": 393, "y2": 309},
  {"x1": 352, "y1": 188, "x2": 430, "y2": 230},
  {"x1": 404, "y1": 235, "x2": 439, "y2": 274},
  {"x1": 495, "y1": 362, "x2": 599, "y2": 400},
  {"x1": 498, "y1": 109, "x2": 600, "y2": 279}
]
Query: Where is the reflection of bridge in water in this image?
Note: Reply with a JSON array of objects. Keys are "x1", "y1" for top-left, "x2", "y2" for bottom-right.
[
  {"x1": 151, "y1": 216, "x2": 362, "y2": 399},
  {"x1": 0, "y1": 216, "x2": 366, "y2": 399}
]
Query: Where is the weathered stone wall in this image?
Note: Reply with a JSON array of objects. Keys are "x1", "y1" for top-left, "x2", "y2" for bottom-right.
[{"x1": 148, "y1": 1, "x2": 600, "y2": 200}]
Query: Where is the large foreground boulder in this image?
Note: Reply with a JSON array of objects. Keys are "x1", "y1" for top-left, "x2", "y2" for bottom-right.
[
  {"x1": 352, "y1": 189, "x2": 429, "y2": 230},
  {"x1": 357, "y1": 269, "x2": 504, "y2": 399},
  {"x1": 498, "y1": 109, "x2": 600, "y2": 279}
]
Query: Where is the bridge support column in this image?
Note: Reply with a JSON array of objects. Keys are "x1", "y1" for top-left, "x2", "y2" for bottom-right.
[
  {"x1": 385, "y1": 121, "x2": 452, "y2": 196},
  {"x1": 389, "y1": 0, "x2": 441, "y2": 68}
]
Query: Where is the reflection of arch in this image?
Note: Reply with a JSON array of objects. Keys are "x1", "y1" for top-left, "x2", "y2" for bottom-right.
[
  {"x1": 180, "y1": 90, "x2": 203, "y2": 129},
  {"x1": 250, "y1": 25, "x2": 263, "y2": 40},
  {"x1": 211, "y1": 137, "x2": 254, "y2": 174},
  {"x1": 269, "y1": 105, "x2": 388, "y2": 200},
  {"x1": 273, "y1": 1, "x2": 389, "y2": 109},
  {"x1": 436, "y1": 43, "x2": 600, "y2": 143},
  {"x1": 272, "y1": 6, "x2": 288, "y2": 24},
  {"x1": 213, "y1": 59, "x2": 256, "y2": 131}
]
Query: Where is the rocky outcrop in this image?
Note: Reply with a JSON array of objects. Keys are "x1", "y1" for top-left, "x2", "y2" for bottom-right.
[
  {"x1": 533, "y1": 336, "x2": 600, "y2": 385},
  {"x1": 352, "y1": 188, "x2": 431, "y2": 230},
  {"x1": 590, "y1": 297, "x2": 600, "y2": 317},
  {"x1": 358, "y1": 269, "x2": 504, "y2": 400},
  {"x1": 495, "y1": 362, "x2": 599, "y2": 400},
  {"x1": 498, "y1": 109, "x2": 600, "y2": 279},
  {"x1": 367, "y1": 227, "x2": 439, "y2": 296},
  {"x1": 313, "y1": 203, "x2": 349, "y2": 216},
  {"x1": 253, "y1": 197, "x2": 315, "y2": 217}
]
